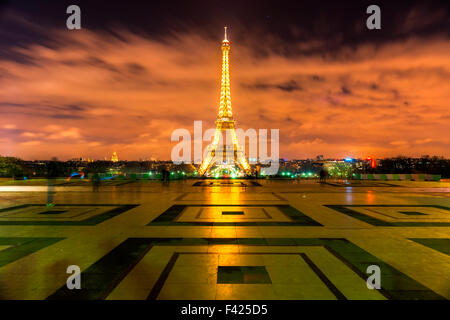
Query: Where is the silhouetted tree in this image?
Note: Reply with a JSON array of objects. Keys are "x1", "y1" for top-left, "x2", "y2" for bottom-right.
[{"x1": 0, "y1": 156, "x2": 25, "y2": 178}]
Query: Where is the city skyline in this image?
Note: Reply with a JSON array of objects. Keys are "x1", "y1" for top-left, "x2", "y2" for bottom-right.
[{"x1": 1, "y1": 0, "x2": 449, "y2": 160}]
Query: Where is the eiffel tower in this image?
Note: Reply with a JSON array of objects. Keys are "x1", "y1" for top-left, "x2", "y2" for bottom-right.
[{"x1": 198, "y1": 27, "x2": 252, "y2": 177}]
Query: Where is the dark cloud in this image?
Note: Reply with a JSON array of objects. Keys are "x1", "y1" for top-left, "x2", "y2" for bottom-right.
[
  {"x1": 126, "y1": 63, "x2": 147, "y2": 74},
  {"x1": 49, "y1": 114, "x2": 85, "y2": 120},
  {"x1": 341, "y1": 86, "x2": 352, "y2": 95},
  {"x1": 1, "y1": 0, "x2": 448, "y2": 59},
  {"x1": 243, "y1": 80, "x2": 302, "y2": 92},
  {"x1": 66, "y1": 104, "x2": 86, "y2": 111},
  {"x1": 311, "y1": 75, "x2": 325, "y2": 82},
  {"x1": 85, "y1": 56, "x2": 121, "y2": 73},
  {"x1": 0, "y1": 102, "x2": 28, "y2": 108}
]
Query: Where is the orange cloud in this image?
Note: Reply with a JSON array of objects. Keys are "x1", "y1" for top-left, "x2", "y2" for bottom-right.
[{"x1": 0, "y1": 27, "x2": 449, "y2": 160}]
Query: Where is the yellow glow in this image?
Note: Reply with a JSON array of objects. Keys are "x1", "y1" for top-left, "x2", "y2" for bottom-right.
[{"x1": 111, "y1": 151, "x2": 119, "y2": 162}]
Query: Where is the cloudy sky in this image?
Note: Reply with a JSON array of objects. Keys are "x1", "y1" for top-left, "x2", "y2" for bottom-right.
[{"x1": 0, "y1": 0, "x2": 449, "y2": 160}]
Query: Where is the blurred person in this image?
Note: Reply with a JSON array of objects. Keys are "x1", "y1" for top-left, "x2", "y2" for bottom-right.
[
  {"x1": 92, "y1": 172, "x2": 101, "y2": 192},
  {"x1": 319, "y1": 167, "x2": 328, "y2": 183}
]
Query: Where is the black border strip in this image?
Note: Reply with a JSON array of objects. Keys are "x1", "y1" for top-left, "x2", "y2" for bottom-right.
[
  {"x1": 323, "y1": 245, "x2": 392, "y2": 299},
  {"x1": 148, "y1": 204, "x2": 322, "y2": 226},
  {"x1": 0, "y1": 204, "x2": 139, "y2": 226},
  {"x1": 300, "y1": 253, "x2": 347, "y2": 300},
  {"x1": 147, "y1": 253, "x2": 180, "y2": 300}
]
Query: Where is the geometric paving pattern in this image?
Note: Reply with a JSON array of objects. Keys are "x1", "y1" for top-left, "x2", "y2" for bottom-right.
[
  {"x1": 217, "y1": 266, "x2": 272, "y2": 284},
  {"x1": 409, "y1": 239, "x2": 450, "y2": 256},
  {"x1": 174, "y1": 192, "x2": 285, "y2": 201},
  {"x1": 192, "y1": 181, "x2": 262, "y2": 187},
  {"x1": 147, "y1": 205, "x2": 322, "y2": 226},
  {"x1": 0, "y1": 204, "x2": 138, "y2": 225},
  {"x1": 193, "y1": 181, "x2": 247, "y2": 187},
  {"x1": 0, "y1": 237, "x2": 64, "y2": 268},
  {"x1": 0, "y1": 179, "x2": 449, "y2": 300},
  {"x1": 324, "y1": 182, "x2": 400, "y2": 187},
  {"x1": 325, "y1": 205, "x2": 450, "y2": 226},
  {"x1": 46, "y1": 238, "x2": 444, "y2": 300}
]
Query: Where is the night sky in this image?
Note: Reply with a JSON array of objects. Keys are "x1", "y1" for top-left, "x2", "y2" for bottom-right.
[{"x1": 0, "y1": 0, "x2": 449, "y2": 160}]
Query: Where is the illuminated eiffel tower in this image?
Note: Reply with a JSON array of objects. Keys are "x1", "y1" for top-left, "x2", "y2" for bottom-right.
[{"x1": 198, "y1": 27, "x2": 251, "y2": 177}]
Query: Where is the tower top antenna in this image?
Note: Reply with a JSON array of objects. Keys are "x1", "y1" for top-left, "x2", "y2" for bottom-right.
[{"x1": 224, "y1": 26, "x2": 228, "y2": 41}]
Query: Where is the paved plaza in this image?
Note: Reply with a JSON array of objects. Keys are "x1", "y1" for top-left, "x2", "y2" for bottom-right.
[{"x1": 0, "y1": 179, "x2": 449, "y2": 300}]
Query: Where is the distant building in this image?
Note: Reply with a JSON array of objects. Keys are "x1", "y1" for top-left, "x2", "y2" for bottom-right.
[{"x1": 111, "y1": 152, "x2": 119, "y2": 162}]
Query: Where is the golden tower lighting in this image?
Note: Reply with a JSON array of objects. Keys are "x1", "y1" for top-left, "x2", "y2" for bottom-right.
[
  {"x1": 198, "y1": 27, "x2": 251, "y2": 177},
  {"x1": 111, "y1": 151, "x2": 119, "y2": 162}
]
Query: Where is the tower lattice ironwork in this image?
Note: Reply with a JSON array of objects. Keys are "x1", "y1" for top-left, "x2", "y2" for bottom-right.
[{"x1": 198, "y1": 27, "x2": 251, "y2": 177}]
